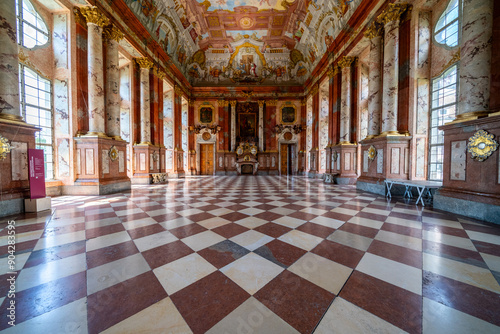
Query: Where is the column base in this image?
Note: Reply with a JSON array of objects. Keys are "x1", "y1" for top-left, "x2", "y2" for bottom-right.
[
  {"x1": 436, "y1": 114, "x2": 500, "y2": 224},
  {"x1": 356, "y1": 177, "x2": 386, "y2": 196},
  {"x1": 74, "y1": 137, "x2": 131, "y2": 195},
  {"x1": 330, "y1": 144, "x2": 358, "y2": 184}
]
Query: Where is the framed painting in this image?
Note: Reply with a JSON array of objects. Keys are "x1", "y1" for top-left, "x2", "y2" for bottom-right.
[
  {"x1": 199, "y1": 106, "x2": 213, "y2": 124},
  {"x1": 239, "y1": 113, "x2": 257, "y2": 138},
  {"x1": 281, "y1": 105, "x2": 296, "y2": 124}
]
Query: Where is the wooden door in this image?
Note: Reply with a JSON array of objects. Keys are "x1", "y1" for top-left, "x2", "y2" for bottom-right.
[
  {"x1": 200, "y1": 144, "x2": 214, "y2": 175},
  {"x1": 280, "y1": 143, "x2": 288, "y2": 175}
]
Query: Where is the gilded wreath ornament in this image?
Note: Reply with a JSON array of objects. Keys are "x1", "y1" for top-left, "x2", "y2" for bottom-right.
[
  {"x1": 0, "y1": 134, "x2": 11, "y2": 161},
  {"x1": 109, "y1": 146, "x2": 119, "y2": 161},
  {"x1": 467, "y1": 130, "x2": 498, "y2": 162},
  {"x1": 368, "y1": 145, "x2": 377, "y2": 160}
]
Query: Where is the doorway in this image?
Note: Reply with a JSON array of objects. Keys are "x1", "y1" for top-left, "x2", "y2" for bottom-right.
[
  {"x1": 280, "y1": 143, "x2": 296, "y2": 175},
  {"x1": 200, "y1": 144, "x2": 214, "y2": 175}
]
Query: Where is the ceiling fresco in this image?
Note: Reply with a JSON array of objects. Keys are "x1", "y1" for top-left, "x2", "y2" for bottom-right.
[{"x1": 123, "y1": 0, "x2": 361, "y2": 86}]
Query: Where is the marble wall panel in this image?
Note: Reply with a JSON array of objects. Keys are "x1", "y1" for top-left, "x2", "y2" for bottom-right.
[
  {"x1": 391, "y1": 148, "x2": 400, "y2": 174},
  {"x1": 119, "y1": 151, "x2": 125, "y2": 173},
  {"x1": 58, "y1": 139, "x2": 70, "y2": 177},
  {"x1": 415, "y1": 138, "x2": 426, "y2": 178},
  {"x1": 405, "y1": 148, "x2": 409, "y2": 174},
  {"x1": 54, "y1": 79, "x2": 69, "y2": 135},
  {"x1": 363, "y1": 150, "x2": 369, "y2": 173},
  {"x1": 450, "y1": 140, "x2": 466, "y2": 181},
  {"x1": 166, "y1": 150, "x2": 173, "y2": 170},
  {"x1": 102, "y1": 150, "x2": 109, "y2": 174},
  {"x1": 85, "y1": 149, "x2": 94, "y2": 175},
  {"x1": 150, "y1": 153, "x2": 154, "y2": 170},
  {"x1": 416, "y1": 79, "x2": 429, "y2": 135},
  {"x1": 344, "y1": 152, "x2": 351, "y2": 171},
  {"x1": 140, "y1": 153, "x2": 146, "y2": 171},
  {"x1": 11, "y1": 142, "x2": 28, "y2": 181},
  {"x1": 53, "y1": 14, "x2": 68, "y2": 69},
  {"x1": 163, "y1": 90, "x2": 174, "y2": 150},
  {"x1": 377, "y1": 149, "x2": 383, "y2": 174},
  {"x1": 120, "y1": 65, "x2": 131, "y2": 142},
  {"x1": 76, "y1": 149, "x2": 81, "y2": 175}
]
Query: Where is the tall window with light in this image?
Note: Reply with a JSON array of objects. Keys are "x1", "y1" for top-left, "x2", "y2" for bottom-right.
[
  {"x1": 16, "y1": 0, "x2": 53, "y2": 179},
  {"x1": 429, "y1": 65, "x2": 458, "y2": 181},
  {"x1": 19, "y1": 65, "x2": 54, "y2": 179},
  {"x1": 434, "y1": 0, "x2": 460, "y2": 48}
]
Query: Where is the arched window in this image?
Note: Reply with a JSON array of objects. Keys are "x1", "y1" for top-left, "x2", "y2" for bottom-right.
[
  {"x1": 16, "y1": 0, "x2": 49, "y2": 48},
  {"x1": 429, "y1": 65, "x2": 458, "y2": 181},
  {"x1": 19, "y1": 64, "x2": 54, "y2": 179},
  {"x1": 434, "y1": 0, "x2": 460, "y2": 47}
]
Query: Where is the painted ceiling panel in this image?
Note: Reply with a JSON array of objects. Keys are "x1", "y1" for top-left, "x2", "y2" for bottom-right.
[{"x1": 123, "y1": 0, "x2": 361, "y2": 86}]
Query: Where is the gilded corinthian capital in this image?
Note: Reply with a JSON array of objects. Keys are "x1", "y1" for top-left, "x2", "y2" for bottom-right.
[
  {"x1": 338, "y1": 56, "x2": 356, "y2": 69},
  {"x1": 364, "y1": 21, "x2": 384, "y2": 39},
  {"x1": 377, "y1": 3, "x2": 410, "y2": 25},
  {"x1": 103, "y1": 25, "x2": 124, "y2": 42},
  {"x1": 80, "y1": 6, "x2": 109, "y2": 28},
  {"x1": 135, "y1": 57, "x2": 154, "y2": 69}
]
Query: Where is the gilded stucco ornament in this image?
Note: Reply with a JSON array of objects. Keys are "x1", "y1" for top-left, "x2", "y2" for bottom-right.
[
  {"x1": 368, "y1": 145, "x2": 377, "y2": 160},
  {"x1": 0, "y1": 134, "x2": 12, "y2": 161},
  {"x1": 109, "y1": 146, "x2": 119, "y2": 161},
  {"x1": 467, "y1": 130, "x2": 498, "y2": 162}
]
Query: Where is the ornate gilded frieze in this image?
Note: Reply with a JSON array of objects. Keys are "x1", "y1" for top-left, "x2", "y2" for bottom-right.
[
  {"x1": 467, "y1": 130, "x2": 499, "y2": 162},
  {"x1": 80, "y1": 6, "x2": 109, "y2": 28}
]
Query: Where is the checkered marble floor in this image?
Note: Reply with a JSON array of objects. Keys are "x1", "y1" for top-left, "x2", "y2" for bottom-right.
[{"x1": 1, "y1": 176, "x2": 500, "y2": 334}]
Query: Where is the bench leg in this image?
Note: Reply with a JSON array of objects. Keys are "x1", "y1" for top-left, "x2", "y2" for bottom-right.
[{"x1": 416, "y1": 186, "x2": 425, "y2": 206}]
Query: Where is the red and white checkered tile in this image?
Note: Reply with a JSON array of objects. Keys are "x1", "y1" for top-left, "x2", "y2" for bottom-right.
[{"x1": 1, "y1": 176, "x2": 500, "y2": 333}]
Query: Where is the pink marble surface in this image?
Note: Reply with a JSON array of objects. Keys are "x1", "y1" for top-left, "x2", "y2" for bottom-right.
[
  {"x1": 106, "y1": 39, "x2": 121, "y2": 138},
  {"x1": 88, "y1": 23, "x2": 106, "y2": 134},
  {"x1": 0, "y1": 0, "x2": 21, "y2": 116},
  {"x1": 381, "y1": 20, "x2": 399, "y2": 133},
  {"x1": 340, "y1": 66, "x2": 351, "y2": 142},
  {"x1": 458, "y1": 0, "x2": 493, "y2": 115},
  {"x1": 140, "y1": 67, "x2": 151, "y2": 143},
  {"x1": 367, "y1": 35, "x2": 382, "y2": 137}
]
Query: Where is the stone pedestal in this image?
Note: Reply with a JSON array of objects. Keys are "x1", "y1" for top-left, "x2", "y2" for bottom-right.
[
  {"x1": 0, "y1": 120, "x2": 39, "y2": 217},
  {"x1": 434, "y1": 115, "x2": 500, "y2": 224},
  {"x1": 25, "y1": 197, "x2": 51, "y2": 213},
  {"x1": 73, "y1": 136, "x2": 130, "y2": 194},
  {"x1": 132, "y1": 144, "x2": 162, "y2": 184},
  {"x1": 357, "y1": 135, "x2": 411, "y2": 195},
  {"x1": 331, "y1": 144, "x2": 358, "y2": 184},
  {"x1": 172, "y1": 147, "x2": 185, "y2": 178}
]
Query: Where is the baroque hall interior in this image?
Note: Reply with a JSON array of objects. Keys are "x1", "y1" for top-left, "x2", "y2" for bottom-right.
[{"x1": 1, "y1": 0, "x2": 500, "y2": 332}]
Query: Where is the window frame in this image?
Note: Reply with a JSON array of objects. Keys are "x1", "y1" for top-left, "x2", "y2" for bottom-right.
[
  {"x1": 428, "y1": 64, "x2": 459, "y2": 181},
  {"x1": 16, "y1": 0, "x2": 50, "y2": 49},
  {"x1": 19, "y1": 63, "x2": 55, "y2": 180},
  {"x1": 433, "y1": 0, "x2": 461, "y2": 49}
]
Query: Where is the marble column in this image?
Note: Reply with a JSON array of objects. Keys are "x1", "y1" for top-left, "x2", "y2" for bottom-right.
[
  {"x1": 258, "y1": 100, "x2": 264, "y2": 151},
  {"x1": 338, "y1": 56, "x2": 355, "y2": 144},
  {"x1": 136, "y1": 57, "x2": 153, "y2": 145},
  {"x1": 457, "y1": 0, "x2": 494, "y2": 118},
  {"x1": 0, "y1": 0, "x2": 22, "y2": 121},
  {"x1": 230, "y1": 100, "x2": 237, "y2": 151},
  {"x1": 104, "y1": 25, "x2": 124, "y2": 139},
  {"x1": 81, "y1": 6, "x2": 109, "y2": 136},
  {"x1": 365, "y1": 22, "x2": 384, "y2": 138},
  {"x1": 378, "y1": 3, "x2": 407, "y2": 135}
]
